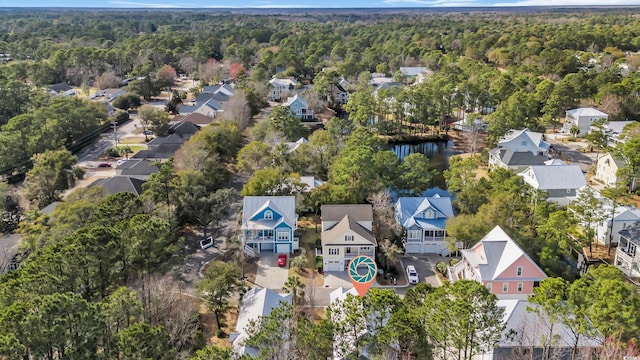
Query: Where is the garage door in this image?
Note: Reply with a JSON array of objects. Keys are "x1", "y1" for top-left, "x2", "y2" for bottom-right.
[
  {"x1": 422, "y1": 243, "x2": 441, "y2": 254},
  {"x1": 325, "y1": 260, "x2": 342, "y2": 272},
  {"x1": 260, "y1": 243, "x2": 274, "y2": 251},
  {"x1": 276, "y1": 243, "x2": 290, "y2": 254},
  {"x1": 405, "y1": 243, "x2": 422, "y2": 254}
]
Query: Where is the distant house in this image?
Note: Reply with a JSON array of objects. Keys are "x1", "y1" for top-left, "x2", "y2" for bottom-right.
[
  {"x1": 179, "y1": 85, "x2": 232, "y2": 118},
  {"x1": 399, "y1": 66, "x2": 427, "y2": 77},
  {"x1": 40, "y1": 201, "x2": 61, "y2": 216},
  {"x1": 334, "y1": 83, "x2": 349, "y2": 105},
  {"x1": 320, "y1": 205, "x2": 375, "y2": 272},
  {"x1": 601, "y1": 120, "x2": 634, "y2": 145},
  {"x1": 495, "y1": 128, "x2": 549, "y2": 156},
  {"x1": 488, "y1": 149, "x2": 549, "y2": 173},
  {"x1": 179, "y1": 98, "x2": 223, "y2": 118},
  {"x1": 170, "y1": 113, "x2": 214, "y2": 127},
  {"x1": 142, "y1": 121, "x2": 198, "y2": 157},
  {"x1": 131, "y1": 144, "x2": 181, "y2": 161},
  {"x1": 478, "y1": 299, "x2": 601, "y2": 360},
  {"x1": 595, "y1": 153, "x2": 638, "y2": 191},
  {"x1": 268, "y1": 78, "x2": 296, "y2": 101},
  {"x1": 518, "y1": 165, "x2": 586, "y2": 206},
  {"x1": 115, "y1": 159, "x2": 160, "y2": 181},
  {"x1": 89, "y1": 176, "x2": 146, "y2": 196},
  {"x1": 563, "y1": 108, "x2": 608, "y2": 137},
  {"x1": 47, "y1": 82, "x2": 73, "y2": 95},
  {"x1": 299, "y1": 176, "x2": 324, "y2": 192},
  {"x1": 203, "y1": 83, "x2": 234, "y2": 96},
  {"x1": 230, "y1": 287, "x2": 292, "y2": 358},
  {"x1": 372, "y1": 82, "x2": 402, "y2": 97},
  {"x1": 241, "y1": 196, "x2": 298, "y2": 256},
  {"x1": 394, "y1": 194, "x2": 454, "y2": 255},
  {"x1": 452, "y1": 118, "x2": 487, "y2": 132},
  {"x1": 615, "y1": 220, "x2": 640, "y2": 279},
  {"x1": 596, "y1": 204, "x2": 640, "y2": 247},
  {"x1": 284, "y1": 137, "x2": 309, "y2": 153},
  {"x1": 283, "y1": 94, "x2": 314, "y2": 120},
  {"x1": 449, "y1": 226, "x2": 547, "y2": 300},
  {"x1": 369, "y1": 76, "x2": 397, "y2": 87},
  {"x1": 100, "y1": 88, "x2": 126, "y2": 101}
]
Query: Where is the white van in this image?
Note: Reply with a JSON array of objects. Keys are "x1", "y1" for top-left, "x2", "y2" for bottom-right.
[{"x1": 406, "y1": 265, "x2": 419, "y2": 285}]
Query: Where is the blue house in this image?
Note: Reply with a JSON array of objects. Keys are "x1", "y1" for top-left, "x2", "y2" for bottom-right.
[
  {"x1": 394, "y1": 194, "x2": 454, "y2": 255},
  {"x1": 241, "y1": 196, "x2": 298, "y2": 256}
]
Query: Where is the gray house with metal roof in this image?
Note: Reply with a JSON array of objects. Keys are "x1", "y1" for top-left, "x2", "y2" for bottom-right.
[{"x1": 518, "y1": 165, "x2": 586, "y2": 206}]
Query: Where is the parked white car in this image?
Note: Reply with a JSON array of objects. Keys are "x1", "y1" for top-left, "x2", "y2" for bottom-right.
[{"x1": 406, "y1": 265, "x2": 419, "y2": 284}]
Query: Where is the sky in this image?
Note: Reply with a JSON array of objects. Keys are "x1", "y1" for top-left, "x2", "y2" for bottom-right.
[{"x1": 0, "y1": 0, "x2": 639, "y2": 8}]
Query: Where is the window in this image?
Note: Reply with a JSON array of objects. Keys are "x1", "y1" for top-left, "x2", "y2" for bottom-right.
[
  {"x1": 502, "y1": 283, "x2": 509, "y2": 292},
  {"x1": 425, "y1": 230, "x2": 434, "y2": 238},
  {"x1": 567, "y1": 189, "x2": 571, "y2": 194},
  {"x1": 516, "y1": 266, "x2": 523, "y2": 277},
  {"x1": 517, "y1": 282, "x2": 524, "y2": 292},
  {"x1": 328, "y1": 248, "x2": 339, "y2": 255},
  {"x1": 346, "y1": 247, "x2": 352, "y2": 254},
  {"x1": 521, "y1": 140, "x2": 527, "y2": 146},
  {"x1": 258, "y1": 230, "x2": 273, "y2": 238},
  {"x1": 277, "y1": 231, "x2": 289, "y2": 241},
  {"x1": 408, "y1": 230, "x2": 421, "y2": 239},
  {"x1": 264, "y1": 210, "x2": 273, "y2": 220},
  {"x1": 487, "y1": 282, "x2": 492, "y2": 292},
  {"x1": 361, "y1": 247, "x2": 370, "y2": 251},
  {"x1": 435, "y1": 230, "x2": 445, "y2": 237},
  {"x1": 345, "y1": 235, "x2": 354, "y2": 242}
]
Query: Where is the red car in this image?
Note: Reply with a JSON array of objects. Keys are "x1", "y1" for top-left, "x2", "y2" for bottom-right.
[
  {"x1": 277, "y1": 253, "x2": 287, "y2": 267},
  {"x1": 98, "y1": 163, "x2": 112, "y2": 168}
]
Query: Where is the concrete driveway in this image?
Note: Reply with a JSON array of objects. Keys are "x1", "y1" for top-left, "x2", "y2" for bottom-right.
[
  {"x1": 401, "y1": 254, "x2": 444, "y2": 287},
  {"x1": 255, "y1": 253, "x2": 290, "y2": 290}
]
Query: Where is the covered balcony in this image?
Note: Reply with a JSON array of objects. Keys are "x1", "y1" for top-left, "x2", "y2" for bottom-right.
[{"x1": 615, "y1": 236, "x2": 640, "y2": 279}]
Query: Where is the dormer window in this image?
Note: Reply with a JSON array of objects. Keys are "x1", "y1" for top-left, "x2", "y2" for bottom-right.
[
  {"x1": 423, "y1": 210, "x2": 435, "y2": 219},
  {"x1": 264, "y1": 210, "x2": 273, "y2": 220},
  {"x1": 345, "y1": 235, "x2": 354, "y2": 242}
]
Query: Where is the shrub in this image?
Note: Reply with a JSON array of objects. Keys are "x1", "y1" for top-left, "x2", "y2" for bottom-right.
[
  {"x1": 291, "y1": 255, "x2": 309, "y2": 272},
  {"x1": 315, "y1": 238, "x2": 321, "y2": 250},
  {"x1": 216, "y1": 329, "x2": 226, "y2": 338},
  {"x1": 435, "y1": 262, "x2": 448, "y2": 275},
  {"x1": 316, "y1": 256, "x2": 323, "y2": 273},
  {"x1": 449, "y1": 258, "x2": 459, "y2": 266}
]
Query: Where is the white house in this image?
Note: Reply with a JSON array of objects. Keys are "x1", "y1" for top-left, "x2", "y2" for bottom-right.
[
  {"x1": 283, "y1": 94, "x2": 314, "y2": 120},
  {"x1": 268, "y1": 77, "x2": 296, "y2": 101},
  {"x1": 477, "y1": 299, "x2": 601, "y2": 360},
  {"x1": 320, "y1": 205, "x2": 375, "y2": 272},
  {"x1": 563, "y1": 108, "x2": 608, "y2": 137},
  {"x1": 284, "y1": 137, "x2": 309, "y2": 153},
  {"x1": 241, "y1": 196, "x2": 298, "y2": 256},
  {"x1": 615, "y1": 220, "x2": 640, "y2": 278},
  {"x1": 518, "y1": 165, "x2": 586, "y2": 206},
  {"x1": 230, "y1": 287, "x2": 292, "y2": 358},
  {"x1": 596, "y1": 204, "x2": 640, "y2": 247},
  {"x1": 394, "y1": 194, "x2": 454, "y2": 255},
  {"x1": 495, "y1": 128, "x2": 549, "y2": 156}
]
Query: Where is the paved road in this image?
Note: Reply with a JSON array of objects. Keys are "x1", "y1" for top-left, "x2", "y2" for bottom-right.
[{"x1": 545, "y1": 135, "x2": 598, "y2": 172}]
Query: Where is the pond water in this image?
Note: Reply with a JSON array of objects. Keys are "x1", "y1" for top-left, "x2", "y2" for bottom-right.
[{"x1": 389, "y1": 139, "x2": 456, "y2": 189}]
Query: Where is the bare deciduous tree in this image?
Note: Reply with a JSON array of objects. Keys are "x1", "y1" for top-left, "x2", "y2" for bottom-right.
[
  {"x1": 221, "y1": 90, "x2": 252, "y2": 130},
  {"x1": 97, "y1": 71, "x2": 122, "y2": 90}
]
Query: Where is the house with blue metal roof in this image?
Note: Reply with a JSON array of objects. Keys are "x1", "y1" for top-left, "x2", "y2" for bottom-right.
[{"x1": 394, "y1": 194, "x2": 454, "y2": 255}]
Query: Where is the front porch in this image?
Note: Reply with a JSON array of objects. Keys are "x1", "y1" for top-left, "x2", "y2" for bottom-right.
[
  {"x1": 614, "y1": 247, "x2": 640, "y2": 278},
  {"x1": 243, "y1": 237, "x2": 299, "y2": 256}
]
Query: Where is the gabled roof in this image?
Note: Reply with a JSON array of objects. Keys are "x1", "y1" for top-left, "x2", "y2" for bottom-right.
[
  {"x1": 40, "y1": 201, "x2": 62, "y2": 215},
  {"x1": 232, "y1": 287, "x2": 291, "y2": 357},
  {"x1": 519, "y1": 164, "x2": 586, "y2": 190},
  {"x1": 168, "y1": 121, "x2": 199, "y2": 137},
  {"x1": 200, "y1": 98, "x2": 223, "y2": 111},
  {"x1": 498, "y1": 128, "x2": 549, "y2": 152},
  {"x1": 283, "y1": 94, "x2": 308, "y2": 108},
  {"x1": 299, "y1": 176, "x2": 323, "y2": 191},
  {"x1": 178, "y1": 105, "x2": 199, "y2": 114},
  {"x1": 116, "y1": 159, "x2": 160, "y2": 177},
  {"x1": 146, "y1": 133, "x2": 186, "y2": 149},
  {"x1": 89, "y1": 176, "x2": 146, "y2": 196},
  {"x1": 203, "y1": 83, "x2": 234, "y2": 96},
  {"x1": 321, "y1": 204, "x2": 373, "y2": 223},
  {"x1": 461, "y1": 226, "x2": 547, "y2": 282},
  {"x1": 269, "y1": 77, "x2": 296, "y2": 87},
  {"x1": 195, "y1": 92, "x2": 230, "y2": 105},
  {"x1": 566, "y1": 107, "x2": 608, "y2": 118},
  {"x1": 284, "y1": 137, "x2": 308, "y2": 152},
  {"x1": 48, "y1": 82, "x2": 72, "y2": 93},
  {"x1": 242, "y1": 196, "x2": 297, "y2": 230},
  {"x1": 330, "y1": 286, "x2": 358, "y2": 303},
  {"x1": 544, "y1": 159, "x2": 566, "y2": 166},
  {"x1": 493, "y1": 149, "x2": 549, "y2": 166},
  {"x1": 171, "y1": 113, "x2": 214, "y2": 125},
  {"x1": 322, "y1": 215, "x2": 376, "y2": 246},
  {"x1": 131, "y1": 143, "x2": 181, "y2": 159},
  {"x1": 598, "y1": 152, "x2": 625, "y2": 169},
  {"x1": 395, "y1": 195, "x2": 454, "y2": 230}
]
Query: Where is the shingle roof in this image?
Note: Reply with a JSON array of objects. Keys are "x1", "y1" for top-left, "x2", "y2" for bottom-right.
[
  {"x1": 461, "y1": 226, "x2": 547, "y2": 281},
  {"x1": 131, "y1": 143, "x2": 181, "y2": 159},
  {"x1": 321, "y1": 204, "x2": 373, "y2": 223},
  {"x1": 499, "y1": 149, "x2": 549, "y2": 166},
  {"x1": 171, "y1": 113, "x2": 214, "y2": 125},
  {"x1": 117, "y1": 159, "x2": 160, "y2": 176},
  {"x1": 168, "y1": 121, "x2": 199, "y2": 137},
  {"x1": 519, "y1": 164, "x2": 586, "y2": 190},
  {"x1": 146, "y1": 133, "x2": 186, "y2": 149},
  {"x1": 232, "y1": 287, "x2": 291, "y2": 357},
  {"x1": 89, "y1": 176, "x2": 146, "y2": 196},
  {"x1": 321, "y1": 215, "x2": 376, "y2": 246},
  {"x1": 49, "y1": 82, "x2": 72, "y2": 93},
  {"x1": 566, "y1": 107, "x2": 608, "y2": 118}
]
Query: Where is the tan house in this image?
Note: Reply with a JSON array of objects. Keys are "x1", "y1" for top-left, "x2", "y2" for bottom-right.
[
  {"x1": 595, "y1": 152, "x2": 638, "y2": 190},
  {"x1": 319, "y1": 205, "x2": 376, "y2": 272}
]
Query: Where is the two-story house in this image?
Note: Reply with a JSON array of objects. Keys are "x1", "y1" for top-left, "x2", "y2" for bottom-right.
[
  {"x1": 595, "y1": 152, "x2": 638, "y2": 191},
  {"x1": 615, "y1": 220, "x2": 640, "y2": 279},
  {"x1": 394, "y1": 194, "x2": 454, "y2": 255},
  {"x1": 241, "y1": 196, "x2": 298, "y2": 256},
  {"x1": 596, "y1": 204, "x2": 640, "y2": 247},
  {"x1": 518, "y1": 164, "x2": 586, "y2": 206},
  {"x1": 320, "y1": 205, "x2": 375, "y2": 272},
  {"x1": 449, "y1": 226, "x2": 547, "y2": 299},
  {"x1": 283, "y1": 94, "x2": 314, "y2": 120},
  {"x1": 563, "y1": 107, "x2": 608, "y2": 137},
  {"x1": 268, "y1": 77, "x2": 296, "y2": 101},
  {"x1": 488, "y1": 149, "x2": 549, "y2": 173}
]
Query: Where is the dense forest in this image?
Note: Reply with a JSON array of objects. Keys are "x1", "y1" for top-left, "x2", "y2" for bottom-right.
[{"x1": 1, "y1": 7, "x2": 640, "y2": 359}]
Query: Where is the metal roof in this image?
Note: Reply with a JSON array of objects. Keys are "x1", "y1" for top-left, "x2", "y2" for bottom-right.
[
  {"x1": 566, "y1": 107, "x2": 608, "y2": 118},
  {"x1": 395, "y1": 195, "x2": 454, "y2": 229},
  {"x1": 519, "y1": 164, "x2": 586, "y2": 190},
  {"x1": 242, "y1": 196, "x2": 297, "y2": 229}
]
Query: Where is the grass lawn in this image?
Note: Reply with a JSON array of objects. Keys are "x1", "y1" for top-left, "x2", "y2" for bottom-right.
[
  {"x1": 291, "y1": 216, "x2": 324, "y2": 287},
  {"x1": 119, "y1": 137, "x2": 148, "y2": 145}
]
